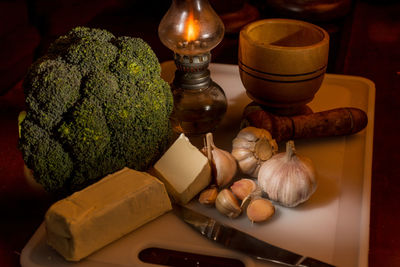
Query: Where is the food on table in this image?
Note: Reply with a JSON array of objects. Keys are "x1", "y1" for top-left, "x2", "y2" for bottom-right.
[
  {"x1": 152, "y1": 133, "x2": 211, "y2": 204},
  {"x1": 258, "y1": 141, "x2": 317, "y2": 207},
  {"x1": 45, "y1": 168, "x2": 172, "y2": 261},
  {"x1": 198, "y1": 186, "x2": 218, "y2": 205},
  {"x1": 230, "y1": 178, "x2": 257, "y2": 201},
  {"x1": 18, "y1": 26, "x2": 173, "y2": 194},
  {"x1": 213, "y1": 181, "x2": 275, "y2": 223},
  {"x1": 231, "y1": 126, "x2": 278, "y2": 177},
  {"x1": 215, "y1": 188, "x2": 242, "y2": 218},
  {"x1": 246, "y1": 198, "x2": 275, "y2": 223},
  {"x1": 202, "y1": 132, "x2": 237, "y2": 188}
]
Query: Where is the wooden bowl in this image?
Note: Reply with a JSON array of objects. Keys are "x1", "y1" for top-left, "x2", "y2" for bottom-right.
[{"x1": 238, "y1": 19, "x2": 329, "y2": 115}]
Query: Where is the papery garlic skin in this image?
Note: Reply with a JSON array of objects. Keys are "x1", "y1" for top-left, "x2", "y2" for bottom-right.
[
  {"x1": 230, "y1": 178, "x2": 257, "y2": 201},
  {"x1": 213, "y1": 149, "x2": 237, "y2": 187},
  {"x1": 215, "y1": 189, "x2": 242, "y2": 218},
  {"x1": 258, "y1": 141, "x2": 317, "y2": 207},
  {"x1": 204, "y1": 133, "x2": 237, "y2": 188},
  {"x1": 231, "y1": 127, "x2": 278, "y2": 177}
]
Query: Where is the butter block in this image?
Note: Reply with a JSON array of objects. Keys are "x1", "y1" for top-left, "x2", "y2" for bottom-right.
[
  {"x1": 45, "y1": 167, "x2": 172, "y2": 261},
  {"x1": 153, "y1": 133, "x2": 211, "y2": 204}
]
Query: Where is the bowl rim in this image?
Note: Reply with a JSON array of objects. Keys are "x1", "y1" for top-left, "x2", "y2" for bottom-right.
[{"x1": 240, "y1": 18, "x2": 329, "y2": 50}]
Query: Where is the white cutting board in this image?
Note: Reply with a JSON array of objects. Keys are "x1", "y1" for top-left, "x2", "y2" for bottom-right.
[{"x1": 20, "y1": 63, "x2": 375, "y2": 267}]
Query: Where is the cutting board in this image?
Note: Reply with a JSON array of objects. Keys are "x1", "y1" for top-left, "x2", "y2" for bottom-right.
[{"x1": 20, "y1": 62, "x2": 375, "y2": 267}]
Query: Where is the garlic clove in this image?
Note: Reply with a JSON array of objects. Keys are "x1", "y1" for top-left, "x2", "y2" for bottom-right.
[
  {"x1": 213, "y1": 149, "x2": 237, "y2": 187},
  {"x1": 204, "y1": 133, "x2": 237, "y2": 188},
  {"x1": 230, "y1": 178, "x2": 257, "y2": 201},
  {"x1": 258, "y1": 140, "x2": 317, "y2": 207},
  {"x1": 246, "y1": 198, "x2": 275, "y2": 223},
  {"x1": 215, "y1": 189, "x2": 241, "y2": 218},
  {"x1": 198, "y1": 186, "x2": 218, "y2": 205}
]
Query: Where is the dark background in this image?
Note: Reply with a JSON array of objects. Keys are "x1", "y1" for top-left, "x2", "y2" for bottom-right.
[{"x1": 1, "y1": 0, "x2": 399, "y2": 266}]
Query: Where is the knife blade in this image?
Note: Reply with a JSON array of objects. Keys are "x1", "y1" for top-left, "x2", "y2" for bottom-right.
[{"x1": 173, "y1": 204, "x2": 335, "y2": 267}]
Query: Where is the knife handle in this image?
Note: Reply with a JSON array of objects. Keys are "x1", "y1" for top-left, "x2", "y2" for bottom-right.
[
  {"x1": 298, "y1": 257, "x2": 335, "y2": 267},
  {"x1": 138, "y1": 247, "x2": 246, "y2": 267}
]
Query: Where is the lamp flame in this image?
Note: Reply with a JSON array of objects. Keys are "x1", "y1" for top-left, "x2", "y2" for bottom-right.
[{"x1": 186, "y1": 13, "x2": 198, "y2": 42}]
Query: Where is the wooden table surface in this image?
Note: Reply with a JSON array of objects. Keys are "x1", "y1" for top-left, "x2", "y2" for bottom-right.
[
  {"x1": 344, "y1": 2, "x2": 400, "y2": 266},
  {"x1": 0, "y1": 1, "x2": 399, "y2": 266}
]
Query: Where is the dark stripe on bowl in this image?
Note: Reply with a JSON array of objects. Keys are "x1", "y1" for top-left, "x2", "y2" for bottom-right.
[
  {"x1": 239, "y1": 65, "x2": 325, "y2": 83},
  {"x1": 239, "y1": 60, "x2": 327, "y2": 77}
]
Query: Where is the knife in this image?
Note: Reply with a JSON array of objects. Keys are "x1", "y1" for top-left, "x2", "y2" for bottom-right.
[{"x1": 173, "y1": 204, "x2": 335, "y2": 267}]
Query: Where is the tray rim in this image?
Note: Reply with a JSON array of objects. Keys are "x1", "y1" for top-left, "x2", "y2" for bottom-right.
[
  {"x1": 20, "y1": 62, "x2": 376, "y2": 267},
  {"x1": 207, "y1": 63, "x2": 376, "y2": 267}
]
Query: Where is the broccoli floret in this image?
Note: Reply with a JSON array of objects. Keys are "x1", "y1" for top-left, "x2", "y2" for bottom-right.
[
  {"x1": 110, "y1": 37, "x2": 161, "y2": 89},
  {"x1": 19, "y1": 26, "x2": 173, "y2": 194},
  {"x1": 48, "y1": 27, "x2": 118, "y2": 75},
  {"x1": 19, "y1": 118, "x2": 73, "y2": 193},
  {"x1": 23, "y1": 58, "x2": 81, "y2": 130},
  {"x1": 104, "y1": 76, "x2": 172, "y2": 171}
]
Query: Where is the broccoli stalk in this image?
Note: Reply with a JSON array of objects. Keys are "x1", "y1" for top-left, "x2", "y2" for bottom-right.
[{"x1": 19, "y1": 27, "x2": 173, "y2": 194}]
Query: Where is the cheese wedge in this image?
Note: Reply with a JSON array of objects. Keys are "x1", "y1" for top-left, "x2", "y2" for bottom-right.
[
  {"x1": 45, "y1": 167, "x2": 172, "y2": 261},
  {"x1": 153, "y1": 133, "x2": 211, "y2": 204}
]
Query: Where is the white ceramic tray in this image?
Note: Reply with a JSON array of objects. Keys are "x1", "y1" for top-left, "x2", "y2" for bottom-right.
[{"x1": 20, "y1": 62, "x2": 375, "y2": 267}]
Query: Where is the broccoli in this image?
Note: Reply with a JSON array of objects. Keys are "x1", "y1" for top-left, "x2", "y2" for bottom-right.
[{"x1": 19, "y1": 27, "x2": 173, "y2": 194}]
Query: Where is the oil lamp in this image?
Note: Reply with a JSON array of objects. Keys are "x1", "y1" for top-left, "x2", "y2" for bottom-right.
[{"x1": 159, "y1": 0, "x2": 227, "y2": 135}]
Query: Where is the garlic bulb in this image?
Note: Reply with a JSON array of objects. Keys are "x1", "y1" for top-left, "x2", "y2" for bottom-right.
[
  {"x1": 203, "y1": 133, "x2": 237, "y2": 188},
  {"x1": 258, "y1": 141, "x2": 316, "y2": 207},
  {"x1": 231, "y1": 127, "x2": 278, "y2": 177},
  {"x1": 215, "y1": 189, "x2": 241, "y2": 218}
]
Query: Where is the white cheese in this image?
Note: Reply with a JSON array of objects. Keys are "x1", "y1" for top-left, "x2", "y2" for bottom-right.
[
  {"x1": 153, "y1": 133, "x2": 211, "y2": 204},
  {"x1": 45, "y1": 167, "x2": 172, "y2": 261}
]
